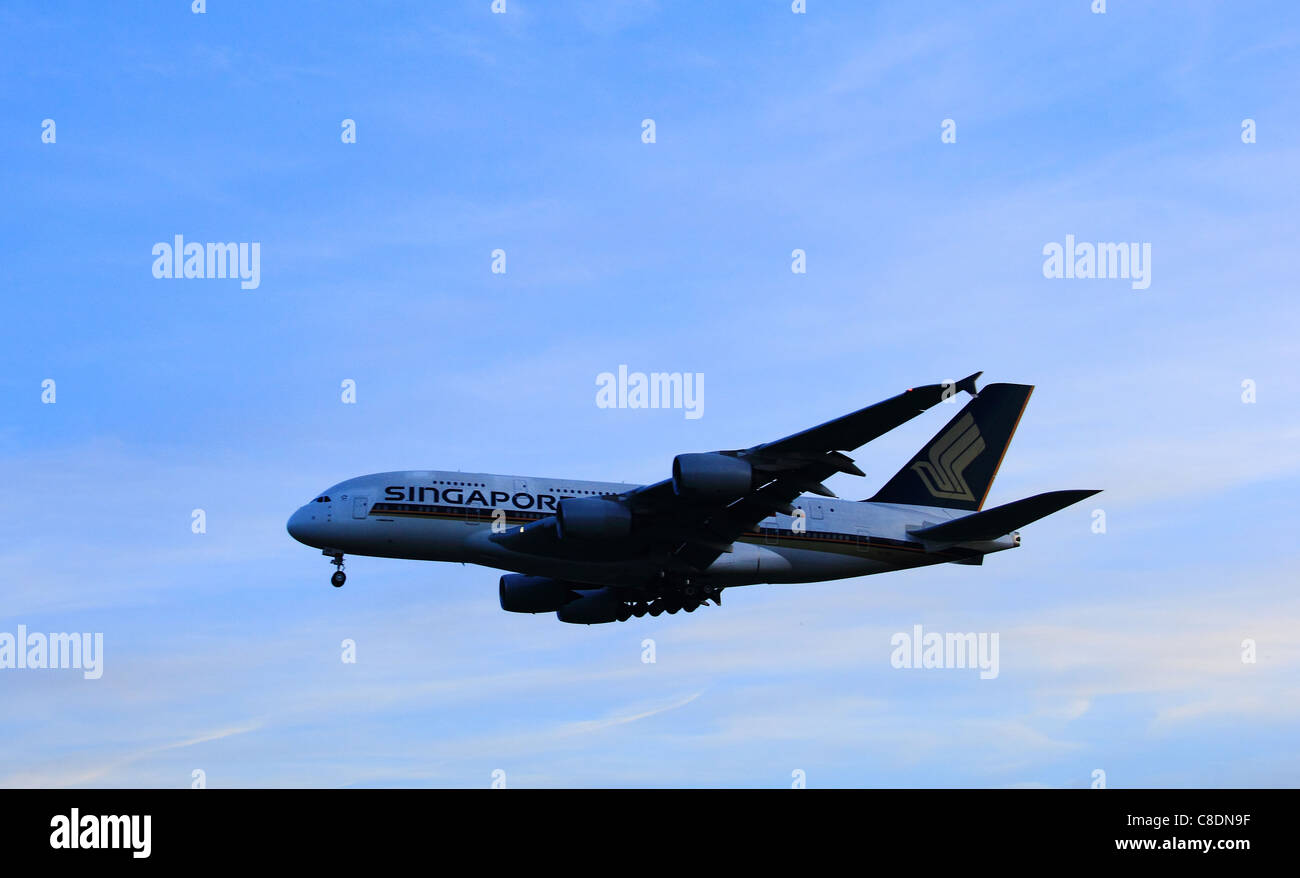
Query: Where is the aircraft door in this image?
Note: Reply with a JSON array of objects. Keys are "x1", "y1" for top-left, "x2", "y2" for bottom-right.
[{"x1": 352, "y1": 497, "x2": 370, "y2": 519}]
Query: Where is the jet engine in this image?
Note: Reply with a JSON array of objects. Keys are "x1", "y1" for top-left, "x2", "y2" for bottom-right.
[
  {"x1": 499, "y1": 574, "x2": 579, "y2": 614},
  {"x1": 556, "y1": 587, "x2": 627, "y2": 624},
  {"x1": 555, "y1": 496, "x2": 632, "y2": 540},
  {"x1": 671, "y1": 452, "x2": 753, "y2": 499}
]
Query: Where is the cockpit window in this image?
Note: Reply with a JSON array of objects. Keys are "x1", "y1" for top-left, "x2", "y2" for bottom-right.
[{"x1": 314, "y1": 496, "x2": 331, "y2": 503}]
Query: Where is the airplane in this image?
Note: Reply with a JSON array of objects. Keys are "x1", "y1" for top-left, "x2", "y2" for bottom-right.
[{"x1": 286, "y1": 373, "x2": 1099, "y2": 623}]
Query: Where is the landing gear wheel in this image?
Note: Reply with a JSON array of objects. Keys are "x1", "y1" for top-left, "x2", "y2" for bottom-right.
[{"x1": 327, "y1": 551, "x2": 346, "y2": 587}]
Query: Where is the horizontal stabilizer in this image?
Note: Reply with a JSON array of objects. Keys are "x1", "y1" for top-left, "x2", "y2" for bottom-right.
[{"x1": 908, "y1": 489, "x2": 1100, "y2": 543}]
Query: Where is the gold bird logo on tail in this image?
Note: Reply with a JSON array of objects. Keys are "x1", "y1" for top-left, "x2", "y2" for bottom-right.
[{"x1": 910, "y1": 413, "x2": 985, "y2": 503}]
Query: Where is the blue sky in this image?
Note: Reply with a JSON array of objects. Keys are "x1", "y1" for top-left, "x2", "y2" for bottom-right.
[{"x1": 1, "y1": 0, "x2": 1298, "y2": 787}]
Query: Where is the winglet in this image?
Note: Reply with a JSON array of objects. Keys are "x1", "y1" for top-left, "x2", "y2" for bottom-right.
[{"x1": 956, "y1": 371, "x2": 981, "y2": 397}]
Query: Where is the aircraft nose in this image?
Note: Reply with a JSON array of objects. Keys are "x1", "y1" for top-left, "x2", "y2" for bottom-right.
[{"x1": 287, "y1": 505, "x2": 321, "y2": 546}]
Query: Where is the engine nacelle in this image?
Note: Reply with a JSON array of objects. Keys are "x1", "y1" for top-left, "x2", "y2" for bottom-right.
[
  {"x1": 672, "y1": 452, "x2": 753, "y2": 499},
  {"x1": 556, "y1": 587, "x2": 626, "y2": 624},
  {"x1": 556, "y1": 496, "x2": 632, "y2": 540},
  {"x1": 499, "y1": 574, "x2": 579, "y2": 614}
]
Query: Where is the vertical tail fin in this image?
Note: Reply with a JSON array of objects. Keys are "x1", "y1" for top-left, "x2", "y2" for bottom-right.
[{"x1": 868, "y1": 383, "x2": 1033, "y2": 511}]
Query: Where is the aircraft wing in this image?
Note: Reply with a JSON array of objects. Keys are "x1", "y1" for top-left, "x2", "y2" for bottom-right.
[
  {"x1": 490, "y1": 373, "x2": 981, "y2": 571},
  {"x1": 622, "y1": 372, "x2": 982, "y2": 568}
]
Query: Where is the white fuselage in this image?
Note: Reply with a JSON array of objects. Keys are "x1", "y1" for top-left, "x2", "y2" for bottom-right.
[{"x1": 286, "y1": 470, "x2": 1018, "y2": 589}]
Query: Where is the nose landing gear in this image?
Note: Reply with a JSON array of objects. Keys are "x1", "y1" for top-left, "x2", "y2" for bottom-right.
[{"x1": 326, "y1": 551, "x2": 346, "y2": 587}]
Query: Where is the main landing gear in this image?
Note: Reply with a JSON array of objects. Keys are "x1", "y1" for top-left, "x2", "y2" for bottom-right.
[
  {"x1": 326, "y1": 551, "x2": 346, "y2": 587},
  {"x1": 622, "y1": 580, "x2": 723, "y2": 620}
]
